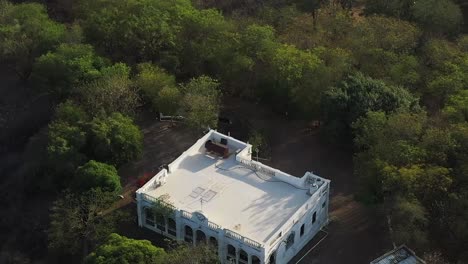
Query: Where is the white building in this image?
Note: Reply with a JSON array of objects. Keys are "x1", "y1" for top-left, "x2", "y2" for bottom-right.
[{"x1": 136, "y1": 130, "x2": 330, "y2": 264}]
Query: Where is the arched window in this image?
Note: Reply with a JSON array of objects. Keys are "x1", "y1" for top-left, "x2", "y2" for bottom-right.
[
  {"x1": 155, "y1": 213, "x2": 165, "y2": 231},
  {"x1": 209, "y1": 237, "x2": 218, "y2": 254},
  {"x1": 196, "y1": 230, "x2": 206, "y2": 244},
  {"x1": 286, "y1": 232, "x2": 295, "y2": 250},
  {"x1": 252, "y1": 255, "x2": 261, "y2": 264},
  {"x1": 227, "y1": 244, "x2": 236, "y2": 262},
  {"x1": 184, "y1": 225, "x2": 193, "y2": 243},
  {"x1": 312, "y1": 212, "x2": 317, "y2": 224},
  {"x1": 268, "y1": 251, "x2": 276, "y2": 264},
  {"x1": 239, "y1": 249, "x2": 248, "y2": 264},
  {"x1": 300, "y1": 224, "x2": 305, "y2": 237},
  {"x1": 144, "y1": 208, "x2": 154, "y2": 226},
  {"x1": 167, "y1": 218, "x2": 176, "y2": 236}
]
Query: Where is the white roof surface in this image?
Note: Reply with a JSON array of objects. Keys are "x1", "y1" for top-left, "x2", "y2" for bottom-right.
[{"x1": 145, "y1": 143, "x2": 311, "y2": 243}]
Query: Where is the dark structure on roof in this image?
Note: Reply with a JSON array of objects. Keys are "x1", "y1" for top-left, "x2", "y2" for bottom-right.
[{"x1": 370, "y1": 245, "x2": 425, "y2": 264}]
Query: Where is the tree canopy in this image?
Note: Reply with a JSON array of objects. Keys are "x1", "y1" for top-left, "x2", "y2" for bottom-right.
[
  {"x1": 32, "y1": 43, "x2": 107, "y2": 99},
  {"x1": 85, "y1": 233, "x2": 167, "y2": 264},
  {"x1": 181, "y1": 76, "x2": 221, "y2": 130},
  {"x1": 48, "y1": 189, "x2": 123, "y2": 258},
  {"x1": 73, "y1": 160, "x2": 121, "y2": 193},
  {"x1": 0, "y1": 1, "x2": 66, "y2": 78},
  {"x1": 322, "y1": 73, "x2": 419, "y2": 142},
  {"x1": 88, "y1": 113, "x2": 143, "y2": 166}
]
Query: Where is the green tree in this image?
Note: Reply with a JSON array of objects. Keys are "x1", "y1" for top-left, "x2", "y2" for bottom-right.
[
  {"x1": 135, "y1": 63, "x2": 177, "y2": 112},
  {"x1": 157, "y1": 86, "x2": 182, "y2": 116},
  {"x1": 269, "y1": 44, "x2": 324, "y2": 116},
  {"x1": 48, "y1": 189, "x2": 123, "y2": 258},
  {"x1": 391, "y1": 197, "x2": 429, "y2": 249},
  {"x1": 181, "y1": 76, "x2": 220, "y2": 130},
  {"x1": 0, "y1": 1, "x2": 66, "y2": 79},
  {"x1": 78, "y1": 63, "x2": 141, "y2": 116},
  {"x1": 54, "y1": 100, "x2": 89, "y2": 125},
  {"x1": 352, "y1": 110, "x2": 430, "y2": 202},
  {"x1": 248, "y1": 130, "x2": 267, "y2": 160},
  {"x1": 85, "y1": 233, "x2": 167, "y2": 264},
  {"x1": 166, "y1": 244, "x2": 219, "y2": 264},
  {"x1": 177, "y1": 8, "x2": 246, "y2": 79},
  {"x1": 73, "y1": 160, "x2": 121, "y2": 193},
  {"x1": 32, "y1": 43, "x2": 107, "y2": 99},
  {"x1": 352, "y1": 16, "x2": 421, "y2": 54},
  {"x1": 420, "y1": 39, "x2": 468, "y2": 107},
  {"x1": 77, "y1": 0, "x2": 194, "y2": 64},
  {"x1": 47, "y1": 103, "x2": 89, "y2": 171},
  {"x1": 364, "y1": 0, "x2": 415, "y2": 19},
  {"x1": 88, "y1": 113, "x2": 143, "y2": 166},
  {"x1": 46, "y1": 101, "x2": 89, "y2": 180},
  {"x1": 443, "y1": 90, "x2": 468, "y2": 123},
  {"x1": 322, "y1": 73, "x2": 419, "y2": 143},
  {"x1": 411, "y1": 0, "x2": 463, "y2": 35},
  {"x1": 241, "y1": 24, "x2": 277, "y2": 62},
  {"x1": 47, "y1": 121, "x2": 87, "y2": 176}
]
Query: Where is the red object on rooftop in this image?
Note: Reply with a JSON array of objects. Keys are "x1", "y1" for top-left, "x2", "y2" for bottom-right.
[{"x1": 205, "y1": 140, "x2": 229, "y2": 158}]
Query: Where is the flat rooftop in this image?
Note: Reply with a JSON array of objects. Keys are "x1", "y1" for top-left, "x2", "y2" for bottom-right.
[{"x1": 145, "y1": 139, "x2": 313, "y2": 243}]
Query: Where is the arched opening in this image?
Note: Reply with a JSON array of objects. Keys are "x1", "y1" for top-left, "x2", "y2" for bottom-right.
[
  {"x1": 252, "y1": 255, "x2": 261, "y2": 264},
  {"x1": 268, "y1": 251, "x2": 276, "y2": 264},
  {"x1": 155, "y1": 212, "x2": 165, "y2": 231},
  {"x1": 312, "y1": 211, "x2": 317, "y2": 224},
  {"x1": 209, "y1": 236, "x2": 218, "y2": 253},
  {"x1": 286, "y1": 232, "x2": 295, "y2": 250},
  {"x1": 167, "y1": 218, "x2": 176, "y2": 236},
  {"x1": 144, "y1": 207, "x2": 154, "y2": 226},
  {"x1": 227, "y1": 244, "x2": 236, "y2": 262},
  {"x1": 239, "y1": 249, "x2": 248, "y2": 264},
  {"x1": 300, "y1": 224, "x2": 305, "y2": 237},
  {"x1": 184, "y1": 225, "x2": 193, "y2": 243},
  {"x1": 196, "y1": 230, "x2": 206, "y2": 244}
]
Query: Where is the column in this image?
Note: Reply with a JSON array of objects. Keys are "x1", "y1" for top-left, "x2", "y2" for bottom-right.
[
  {"x1": 175, "y1": 210, "x2": 183, "y2": 240},
  {"x1": 136, "y1": 193, "x2": 143, "y2": 227},
  {"x1": 218, "y1": 229, "x2": 226, "y2": 263}
]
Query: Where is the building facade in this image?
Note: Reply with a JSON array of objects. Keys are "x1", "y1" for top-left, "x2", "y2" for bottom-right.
[{"x1": 136, "y1": 130, "x2": 330, "y2": 264}]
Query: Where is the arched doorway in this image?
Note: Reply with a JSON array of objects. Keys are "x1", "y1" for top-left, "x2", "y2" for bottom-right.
[
  {"x1": 227, "y1": 244, "x2": 236, "y2": 262},
  {"x1": 239, "y1": 249, "x2": 248, "y2": 264},
  {"x1": 167, "y1": 218, "x2": 176, "y2": 236},
  {"x1": 209, "y1": 236, "x2": 218, "y2": 254},
  {"x1": 252, "y1": 255, "x2": 261, "y2": 264},
  {"x1": 184, "y1": 225, "x2": 193, "y2": 243},
  {"x1": 196, "y1": 230, "x2": 206, "y2": 244}
]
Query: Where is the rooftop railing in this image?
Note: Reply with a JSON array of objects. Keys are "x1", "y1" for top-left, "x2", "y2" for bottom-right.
[
  {"x1": 225, "y1": 229, "x2": 262, "y2": 250},
  {"x1": 142, "y1": 193, "x2": 177, "y2": 211},
  {"x1": 207, "y1": 221, "x2": 221, "y2": 231},
  {"x1": 179, "y1": 209, "x2": 262, "y2": 250},
  {"x1": 181, "y1": 210, "x2": 193, "y2": 220}
]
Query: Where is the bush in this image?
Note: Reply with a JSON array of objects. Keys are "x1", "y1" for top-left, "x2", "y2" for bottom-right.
[{"x1": 73, "y1": 160, "x2": 121, "y2": 193}]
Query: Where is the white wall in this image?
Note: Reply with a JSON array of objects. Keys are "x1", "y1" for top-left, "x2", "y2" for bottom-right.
[{"x1": 264, "y1": 179, "x2": 330, "y2": 264}]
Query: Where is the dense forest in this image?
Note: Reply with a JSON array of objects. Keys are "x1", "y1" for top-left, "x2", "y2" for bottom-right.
[{"x1": 1, "y1": 0, "x2": 468, "y2": 263}]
